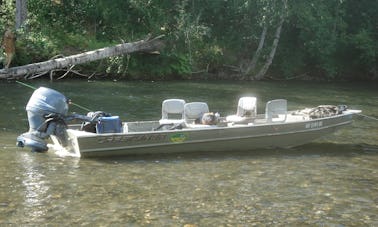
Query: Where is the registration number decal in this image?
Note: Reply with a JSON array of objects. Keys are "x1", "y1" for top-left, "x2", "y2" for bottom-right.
[{"x1": 305, "y1": 121, "x2": 323, "y2": 129}]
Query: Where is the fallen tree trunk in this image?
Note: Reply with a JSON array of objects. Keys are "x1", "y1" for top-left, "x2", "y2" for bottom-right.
[{"x1": 0, "y1": 35, "x2": 164, "y2": 79}]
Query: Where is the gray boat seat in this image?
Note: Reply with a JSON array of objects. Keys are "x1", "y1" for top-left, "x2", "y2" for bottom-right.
[
  {"x1": 184, "y1": 102, "x2": 210, "y2": 126},
  {"x1": 265, "y1": 99, "x2": 287, "y2": 123},
  {"x1": 226, "y1": 96, "x2": 257, "y2": 124},
  {"x1": 159, "y1": 99, "x2": 186, "y2": 125}
]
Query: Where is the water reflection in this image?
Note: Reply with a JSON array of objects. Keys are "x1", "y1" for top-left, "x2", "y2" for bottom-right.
[
  {"x1": 20, "y1": 154, "x2": 49, "y2": 219},
  {"x1": 1, "y1": 143, "x2": 378, "y2": 225}
]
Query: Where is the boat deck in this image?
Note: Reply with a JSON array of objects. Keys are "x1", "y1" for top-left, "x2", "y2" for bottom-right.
[{"x1": 67, "y1": 111, "x2": 312, "y2": 136}]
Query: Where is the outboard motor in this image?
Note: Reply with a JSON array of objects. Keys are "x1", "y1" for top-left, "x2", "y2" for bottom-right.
[{"x1": 17, "y1": 87, "x2": 69, "y2": 152}]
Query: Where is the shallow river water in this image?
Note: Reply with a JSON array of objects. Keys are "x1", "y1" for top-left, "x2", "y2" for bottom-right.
[{"x1": 0, "y1": 80, "x2": 377, "y2": 226}]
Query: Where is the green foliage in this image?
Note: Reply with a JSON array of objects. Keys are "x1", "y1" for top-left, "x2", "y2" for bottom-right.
[
  {"x1": 1, "y1": 0, "x2": 376, "y2": 80},
  {"x1": 350, "y1": 30, "x2": 376, "y2": 66},
  {"x1": 0, "y1": 0, "x2": 14, "y2": 28},
  {"x1": 15, "y1": 29, "x2": 59, "y2": 64},
  {"x1": 274, "y1": 0, "x2": 377, "y2": 80},
  {"x1": 102, "y1": 53, "x2": 192, "y2": 80}
]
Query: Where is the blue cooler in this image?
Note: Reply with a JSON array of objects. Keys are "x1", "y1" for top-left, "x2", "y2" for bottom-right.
[{"x1": 96, "y1": 116, "x2": 122, "y2": 134}]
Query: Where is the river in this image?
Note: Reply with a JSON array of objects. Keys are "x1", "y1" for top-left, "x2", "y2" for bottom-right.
[{"x1": 1, "y1": 80, "x2": 377, "y2": 225}]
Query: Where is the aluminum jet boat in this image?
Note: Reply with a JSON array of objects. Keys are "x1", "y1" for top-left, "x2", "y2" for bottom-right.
[{"x1": 17, "y1": 87, "x2": 361, "y2": 157}]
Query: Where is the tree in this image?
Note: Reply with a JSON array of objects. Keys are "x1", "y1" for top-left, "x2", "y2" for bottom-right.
[
  {"x1": 241, "y1": 0, "x2": 288, "y2": 80},
  {"x1": 15, "y1": 0, "x2": 27, "y2": 29},
  {"x1": 1, "y1": 0, "x2": 376, "y2": 80},
  {"x1": 253, "y1": 0, "x2": 287, "y2": 80}
]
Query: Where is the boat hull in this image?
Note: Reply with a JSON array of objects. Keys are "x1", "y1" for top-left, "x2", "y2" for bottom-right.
[{"x1": 55, "y1": 112, "x2": 356, "y2": 158}]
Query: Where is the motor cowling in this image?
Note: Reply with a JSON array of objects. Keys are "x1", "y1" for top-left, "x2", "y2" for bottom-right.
[{"x1": 17, "y1": 87, "x2": 69, "y2": 152}]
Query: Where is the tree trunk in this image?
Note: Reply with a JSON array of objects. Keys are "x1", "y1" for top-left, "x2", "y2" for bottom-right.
[
  {"x1": 0, "y1": 35, "x2": 164, "y2": 79},
  {"x1": 253, "y1": 18, "x2": 284, "y2": 80},
  {"x1": 15, "y1": 0, "x2": 27, "y2": 29},
  {"x1": 254, "y1": 0, "x2": 287, "y2": 80},
  {"x1": 243, "y1": 25, "x2": 267, "y2": 77}
]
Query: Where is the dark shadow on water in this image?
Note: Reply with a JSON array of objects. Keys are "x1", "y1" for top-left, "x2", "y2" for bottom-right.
[{"x1": 90, "y1": 143, "x2": 378, "y2": 164}]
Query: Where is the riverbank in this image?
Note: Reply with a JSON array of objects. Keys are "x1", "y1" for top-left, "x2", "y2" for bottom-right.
[{"x1": 2, "y1": 70, "x2": 377, "y2": 82}]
